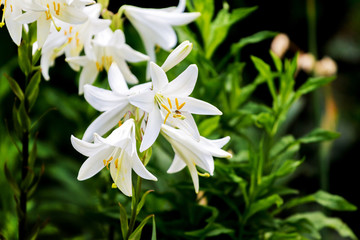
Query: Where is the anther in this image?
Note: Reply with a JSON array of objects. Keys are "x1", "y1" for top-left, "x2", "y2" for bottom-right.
[
  {"x1": 167, "y1": 98, "x2": 172, "y2": 109},
  {"x1": 53, "y1": 2, "x2": 60, "y2": 15}
]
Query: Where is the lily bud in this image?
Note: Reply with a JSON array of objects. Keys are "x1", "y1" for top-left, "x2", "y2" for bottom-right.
[
  {"x1": 161, "y1": 40, "x2": 193, "y2": 72},
  {"x1": 314, "y1": 56, "x2": 337, "y2": 77},
  {"x1": 298, "y1": 53, "x2": 316, "y2": 74},
  {"x1": 271, "y1": 33, "x2": 290, "y2": 58}
]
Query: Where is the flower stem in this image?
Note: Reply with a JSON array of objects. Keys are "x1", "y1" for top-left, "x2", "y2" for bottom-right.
[{"x1": 126, "y1": 176, "x2": 142, "y2": 240}]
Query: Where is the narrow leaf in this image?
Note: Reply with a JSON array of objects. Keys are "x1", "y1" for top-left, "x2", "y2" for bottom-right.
[
  {"x1": 118, "y1": 202, "x2": 128, "y2": 240},
  {"x1": 231, "y1": 31, "x2": 278, "y2": 54},
  {"x1": 246, "y1": 194, "x2": 283, "y2": 220},
  {"x1": 136, "y1": 190, "x2": 154, "y2": 215},
  {"x1": 270, "y1": 50, "x2": 283, "y2": 72},
  {"x1": 151, "y1": 215, "x2": 157, "y2": 240},
  {"x1": 128, "y1": 214, "x2": 153, "y2": 240},
  {"x1": 296, "y1": 76, "x2": 336, "y2": 96},
  {"x1": 18, "y1": 42, "x2": 31, "y2": 76},
  {"x1": 4, "y1": 73, "x2": 24, "y2": 101},
  {"x1": 25, "y1": 70, "x2": 41, "y2": 110},
  {"x1": 298, "y1": 128, "x2": 340, "y2": 144}
]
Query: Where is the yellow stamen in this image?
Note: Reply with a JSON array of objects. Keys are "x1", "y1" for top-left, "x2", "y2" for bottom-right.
[
  {"x1": 167, "y1": 98, "x2": 172, "y2": 109},
  {"x1": 64, "y1": 30, "x2": 67, "y2": 35},
  {"x1": 53, "y1": 2, "x2": 60, "y2": 15},
  {"x1": 161, "y1": 104, "x2": 171, "y2": 114},
  {"x1": 118, "y1": 120, "x2": 122, "y2": 127},
  {"x1": 115, "y1": 158, "x2": 118, "y2": 168},
  {"x1": 67, "y1": 37, "x2": 72, "y2": 43},
  {"x1": 175, "y1": 98, "x2": 179, "y2": 109},
  {"x1": 178, "y1": 102, "x2": 185, "y2": 110},
  {"x1": 197, "y1": 171, "x2": 210, "y2": 178},
  {"x1": 111, "y1": 183, "x2": 117, "y2": 188},
  {"x1": 69, "y1": 26, "x2": 73, "y2": 34},
  {"x1": 10, "y1": 5, "x2": 12, "y2": 12},
  {"x1": 164, "y1": 112, "x2": 170, "y2": 124},
  {"x1": 46, "y1": 4, "x2": 51, "y2": 20},
  {"x1": 0, "y1": 0, "x2": 7, "y2": 27}
]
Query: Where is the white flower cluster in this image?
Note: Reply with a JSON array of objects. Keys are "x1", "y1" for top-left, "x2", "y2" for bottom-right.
[{"x1": 0, "y1": 0, "x2": 231, "y2": 196}]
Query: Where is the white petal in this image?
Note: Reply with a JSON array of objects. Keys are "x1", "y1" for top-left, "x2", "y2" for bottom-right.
[
  {"x1": 150, "y1": 62, "x2": 168, "y2": 92},
  {"x1": 84, "y1": 84, "x2": 128, "y2": 112},
  {"x1": 132, "y1": 154, "x2": 157, "y2": 181},
  {"x1": 40, "y1": 51, "x2": 54, "y2": 80},
  {"x1": 167, "y1": 154, "x2": 186, "y2": 173},
  {"x1": 82, "y1": 105, "x2": 130, "y2": 142},
  {"x1": 94, "y1": 119, "x2": 134, "y2": 147},
  {"x1": 66, "y1": 56, "x2": 90, "y2": 67},
  {"x1": 113, "y1": 57, "x2": 139, "y2": 84},
  {"x1": 36, "y1": 15, "x2": 51, "y2": 48},
  {"x1": 206, "y1": 136, "x2": 231, "y2": 149},
  {"x1": 77, "y1": 146, "x2": 112, "y2": 180},
  {"x1": 78, "y1": 62, "x2": 99, "y2": 94},
  {"x1": 117, "y1": 45, "x2": 149, "y2": 63},
  {"x1": 108, "y1": 63, "x2": 129, "y2": 94},
  {"x1": 71, "y1": 135, "x2": 104, "y2": 157},
  {"x1": 187, "y1": 159, "x2": 199, "y2": 193},
  {"x1": 140, "y1": 107, "x2": 162, "y2": 152},
  {"x1": 163, "y1": 64, "x2": 197, "y2": 97},
  {"x1": 108, "y1": 29, "x2": 125, "y2": 46},
  {"x1": 55, "y1": 5, "x2": 88, "y2": 24},
  {"x1": 169, "y1": 112, "x2": 200, "y2": 141},
  {"x1": 6, "y1": 13, "x2": 22, "y2": 46},
  {"x1": 110, "y1": 154, "x2": 133, "y2": 196},
  {"x1": 128, "y1": 90, "x2": 155, "y2": 113},
  {"x1": 181, "y1": 97, "x2": 222, "y2": 115},
  {"x1": 15, "y1": 11, "x2": 41, "y2": 24}
]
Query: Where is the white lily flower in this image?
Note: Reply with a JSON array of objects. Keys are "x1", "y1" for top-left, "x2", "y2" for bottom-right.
[
  {"x1": 161, "y1": 40, "x2": 193, "y2": 72},
  {"x1": 40, "y1": 3, "x2": 111, "y2": 80},
  {"x1": 82, "y1": 63, "x2": 151, "y2": 142},
  {"x1": 71, "y1": 119, "x2": 157, "y2": 196},
  {"x1": 161, "y1": 124, "x2": 231, "y2": 193},
  {"x1": 15, "y1": 0, "x2": 88, "y2": 47},
  {"x1": 0, "y1": 0, "x2": 22, "y2": 45},
  {"x1": 129, "y1": 62, "x2": 222, "y2": 152},
  {"x1": 123, "y1": 0, "x2": 200, "y2": 78},
  {"x1": 66, "y1": 28, "x2": 149, "y2": 94}
]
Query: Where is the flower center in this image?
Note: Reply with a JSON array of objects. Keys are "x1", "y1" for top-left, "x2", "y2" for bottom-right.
[
  {"x1": 156, "y1": 96, "x2": 186, "y2": 124},
  {"x1": 96, "y1": 55, "x2": 113, "y2": 72}
]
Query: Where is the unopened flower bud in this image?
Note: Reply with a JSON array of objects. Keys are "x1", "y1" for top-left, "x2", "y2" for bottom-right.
[
  {"x1": 161, "y1": 40, "x2": 193, "y2": 72},
  {"x1": 271, "y1": 33, "x2": 290, "y2": 58},
  {"x1": 298, "y1": 53, "x2": 316, "y2": 74},
  {"x1": 314, "y1": 56, "x2": 337, "y2": 77}
]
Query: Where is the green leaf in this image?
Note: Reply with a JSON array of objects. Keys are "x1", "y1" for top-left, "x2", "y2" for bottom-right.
[
  {"x1": 118, "y1": 202, "x2": 128, "y2": 240},
  {"x1": 298, "y1": 128, "x2": 340, "y2": 144},
  {"x1": 4, "y1": 163, "x2": 20, "y2": 196},
  {"x1": 251, "y1": 56, "x2": 277, "y2": 101},
  {"x1": 285, "y1": 191, "x2": 357, "y2": 211},
  {"x1": 198, "y1": 116, "x2": 220, "y2": 137},
  {"x1": 296, "y1": 76, "x2": 335, "y2": 96},
  {"x1": 136, "y1": 190, "x2": 154, "y2": 215},
  {"x1": 206, "y1": 4, "x2": 257, "y2": 58},
  {"x1": 189, "y1": 0, "x2": 214, "y2": 41},
  {"x1": 287, "y1": 212, "x2": 357, "y2": 240},
  {"x1": 270, "y1": 50, "x2": 283, "y2": 72},
  {"x1": 151, "y1": 215, "x2": 157, "y2": 240},
  {"x1": 18, "y1": 41, "x2": 31, "y2": 76},
  {"x1": 18, "y1": 102, "x2": 31, "y2": 132},
  {"x1": 231, "y1": 31, "x2": 278, "y2": 55},
  {"x1": 246, "y1": 194, "x2": 283, "y2": 220},
  {"x1": 25, "y1": 70, "x2": 41, "y2": 110},
  {"x1": 4, "y1": 73, "x2": 24, "y2": 101},
  {"x1": 12, "y1": 103, "x2": 23, "y2": 140},
  {"x1": 128, "y1": 214, "x2": 153, "y2": 240}
]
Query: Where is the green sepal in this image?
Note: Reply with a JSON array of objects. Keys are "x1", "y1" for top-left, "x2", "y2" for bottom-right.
[
  {"x1": 118, "y1": 202, "x2": 128, "y2": 240},
  {"x1": 128, "y1": 214, "x2": 154, "y2": 240},
  {"x1": 270, "y1": 50, "x2": 283, "y2": 72},
  {"x1": 4, "y1": 163, "x2": 20, "y2": 196},
  {"x1": 136, "y1": 190, "x2": 154, "y2": 215},
  {"x1": 4, "y1": 73, "x2": 24, "y2": 101},
  {"x1": 18, "y1": 41, "x2": 31, "y2": 77}
]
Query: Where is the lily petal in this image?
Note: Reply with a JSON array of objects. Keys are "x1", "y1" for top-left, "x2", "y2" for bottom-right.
[
  {"x1": 82, "y1": 104, "x2": 130, "y2": 142},
  {"x1": 167, "y1": 154, "x2": 186, "y2": 173},
  {"x1": 132, "y1": 155, "x2": 157, "y2": 181},
  {"x1": 71, "y1": 135, "x2": 104, "y2": 157},
  {"x1": 84, "y1": 84, "x2": 128, "y2": 112},
  {"x1": 140, "y1": 106, "x2": 162, "y2": 152},
  {"x1": 181, "y1": 97, "x2": 222, "y2": 115},
  {"x1": 110, "y1": 154, "x2": 133, "y2": 196},
  {"x1": 77, "y1": 146, "x2": 112, "y2": 180},
  {"x1": 128, "y1": 90, "x2": 155, "y2": 113},
  {"x1": 108, "y1": 63, "x2": 129, "y2": 94},
  {"x1": 163, "y1": 64, "x2": 198, "y2": 97},
  {"x1": 78, "y1": 62, "x2": 99, "y2": 94},
  {"x1": 150, "y1": 62, "x2": 168, "y2": 92}
]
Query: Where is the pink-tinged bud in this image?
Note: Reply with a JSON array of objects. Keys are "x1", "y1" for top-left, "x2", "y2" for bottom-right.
[
  {"x1": 298, "y1": 53, "x2": 316, "y2": 74},
  {"x1": 314, "y1": 56, "x2": 337, "y2": 77},
  {"x1": 271, "y1": 33, "x2": 290, "y2": 58}
]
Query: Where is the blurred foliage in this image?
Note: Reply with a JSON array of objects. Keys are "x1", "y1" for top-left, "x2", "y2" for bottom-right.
[{"x1": 1, "y1": 0, "x2": 360, "y2": 239}]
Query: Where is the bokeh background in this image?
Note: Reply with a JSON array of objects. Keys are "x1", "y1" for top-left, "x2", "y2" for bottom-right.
[{"x1": 0, "y1": 0, "x2": 359, "y2": 239}]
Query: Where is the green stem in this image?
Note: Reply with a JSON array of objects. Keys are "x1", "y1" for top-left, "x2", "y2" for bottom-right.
[
  {"x1": 19, "y1": 130, "x2": 29, "y2": 240},
  {"x1": 126, "y1": 176, "x2": 142, "y2": 240},
  {"x1": 306, "y1": 0, "x2": 317, "y2": 58}
]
